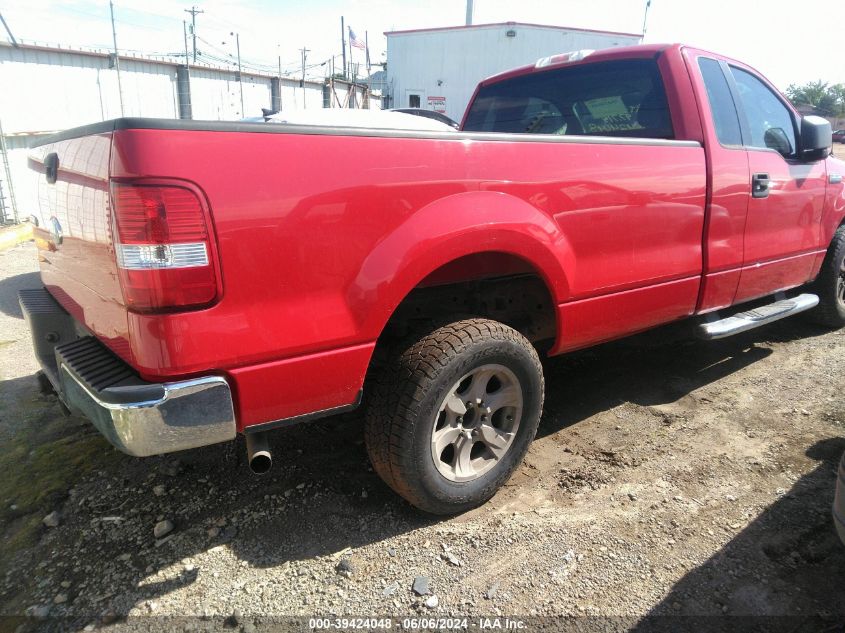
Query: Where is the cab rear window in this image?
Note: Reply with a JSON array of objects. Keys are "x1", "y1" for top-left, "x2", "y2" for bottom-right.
[{"x1": 463, "y1": 59, "x2": 674, "y2": 139}]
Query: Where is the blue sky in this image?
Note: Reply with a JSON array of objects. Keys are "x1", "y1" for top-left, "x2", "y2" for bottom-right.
[{"x1": 1, "y1": 0, "x2": 843, "y2": 89}]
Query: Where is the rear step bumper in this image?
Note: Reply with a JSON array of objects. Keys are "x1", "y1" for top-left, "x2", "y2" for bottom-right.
[
  {"x1": 18, "y1": 288, "x2": 236, "y2": 456},
  {"x1": 697, "y1": 293, "x2": 819, "y2": 340}
]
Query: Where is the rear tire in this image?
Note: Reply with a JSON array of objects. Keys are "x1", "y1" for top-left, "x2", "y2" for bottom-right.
[
  {"x1": 364, "y1": 318, "x2": 544, "y2": 514},
  {"x1": 810, "y1": 224, "x2": 845, "y2": 328}
]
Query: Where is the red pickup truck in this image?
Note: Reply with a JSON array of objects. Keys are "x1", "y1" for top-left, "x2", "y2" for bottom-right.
[{"x1": 20, "y1": 44, "x2": 845, "y2": 514}]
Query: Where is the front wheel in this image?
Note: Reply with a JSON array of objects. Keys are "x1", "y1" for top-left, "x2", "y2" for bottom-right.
[
  {"x1": 810, "y1": 224, "x2": 845, "y2": 328},
  {"x1": 364, "y1": 318, "x2": 544, "y2": 514}
]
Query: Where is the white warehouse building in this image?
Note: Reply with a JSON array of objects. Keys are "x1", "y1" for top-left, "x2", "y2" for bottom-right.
[{"x1": 384, "y1": 22, "x2": 642, "y2": 122}]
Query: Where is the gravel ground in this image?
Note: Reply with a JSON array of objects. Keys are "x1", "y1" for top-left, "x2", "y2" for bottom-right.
[{"x1": 1, "y1": 240, "x2": 844, "y2": 632}]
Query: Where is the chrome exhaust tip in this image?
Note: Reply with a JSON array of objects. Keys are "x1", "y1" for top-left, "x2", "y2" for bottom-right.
[{"x1": 245, "y1": 432, "x2": 272, "y2": 474}]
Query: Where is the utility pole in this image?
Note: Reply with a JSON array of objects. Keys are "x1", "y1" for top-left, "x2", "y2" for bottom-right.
[
  {"x1": 641, "y1": 0, "x2": 651, "y2": 41},
  {"x1": 183, "y1": 20, "x2": 190, "y2": 64},
  {"x1": 340, "y1": 16, "x2": 347, "y2": 80},
  {"x1": 178, "y1": 20, "x2": 192, "y2": 119},
  {"x1": 109, "y1": 0, "x2": 125, "y2": 117},
  {"x1": 184, "y1": 5, "x2": 203, "y2": 63},
  {"x1": 365, "y1": 31, "x2": 370, "y2": 74},
  {"x1": 234, "y1": 32, "x2": 244, "y2": 116},
  {"x1": 0, "y1": 11, "x2": 19, "y2": 47},
  {"x1": 330, "y1": 56, "x2": 335, "y2": 108},
  {"x1": 300, "y1": 47, "x2": 310, "y2": 109},
  {"x1": 465, "y1": 0, "x2": 474, "y2": 26}
]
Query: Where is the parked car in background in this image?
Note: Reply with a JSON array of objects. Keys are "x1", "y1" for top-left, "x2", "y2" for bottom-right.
[
  {"x1": 833, "y1": 129, "x2": 845, "y2": 143},
  {"x1": 19, "y1": 43, "x2": 844, "y2": 514}
]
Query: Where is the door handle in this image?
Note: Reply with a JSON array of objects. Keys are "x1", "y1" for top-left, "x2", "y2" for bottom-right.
[{"x1": 752, "y1": 172, "x2": 770, "y2": 199}]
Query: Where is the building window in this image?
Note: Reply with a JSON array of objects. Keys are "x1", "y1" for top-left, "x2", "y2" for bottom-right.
[{"x1": 409, "y1": 94, "x2": 421, "y2": 108}]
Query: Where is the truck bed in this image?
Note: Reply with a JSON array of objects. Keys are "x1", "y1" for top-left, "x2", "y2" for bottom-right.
[{"x1": 28, "y1": 118, "x2": 705, "y2": 426}]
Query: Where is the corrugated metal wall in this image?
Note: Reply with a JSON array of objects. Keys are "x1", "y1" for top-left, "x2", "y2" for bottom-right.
[
  {"x1": 386, "y1": 24, "x2": 641, "y2": 121},
  {"x1": 0, "y1": 43, "x2": 378, "y2": 219}
]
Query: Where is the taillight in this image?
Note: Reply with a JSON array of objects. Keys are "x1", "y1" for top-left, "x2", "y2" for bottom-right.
[{"x1": 111, "y1": 183, "x2": 220, "y2": 312}]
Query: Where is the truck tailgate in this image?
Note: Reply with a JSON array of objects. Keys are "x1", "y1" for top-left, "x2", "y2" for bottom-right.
[{"x1": 28, "y1": 132, "x2": 133, "y2": 363}]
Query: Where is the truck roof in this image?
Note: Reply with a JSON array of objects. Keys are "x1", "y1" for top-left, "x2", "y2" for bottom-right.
[{"x1": 478, "y1": 43, "x2": 680, "y2": 88}]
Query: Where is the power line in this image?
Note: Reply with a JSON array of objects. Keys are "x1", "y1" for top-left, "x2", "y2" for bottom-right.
[{"x1": 195, "y1": 34, "x2": 301, "y2": 75}]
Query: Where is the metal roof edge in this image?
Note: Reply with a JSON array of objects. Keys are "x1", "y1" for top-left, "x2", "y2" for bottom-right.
[{"x1": 384, "y1": 21, "x2": 642, "y2": 39}]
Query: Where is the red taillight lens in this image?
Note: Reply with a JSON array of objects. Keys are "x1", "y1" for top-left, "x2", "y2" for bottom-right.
[{"x1": 111, "y1": 183, "x2": 219, "y2": 312}]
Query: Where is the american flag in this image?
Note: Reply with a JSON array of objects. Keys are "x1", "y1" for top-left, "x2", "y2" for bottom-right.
[{"x1": 349, "y1": 27, "x2": 366, "y2": 50}]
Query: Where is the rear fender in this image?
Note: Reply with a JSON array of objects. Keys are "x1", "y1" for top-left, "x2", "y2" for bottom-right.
[{"x1": 349, "y1": 190, "x2": 571, "y2": 341}]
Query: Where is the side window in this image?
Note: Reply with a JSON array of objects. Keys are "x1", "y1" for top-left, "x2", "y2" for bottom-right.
[
  {"x1": 697, "y1": 57, "x2": 742, "y2": 146},
  {"x1": 463, "y1": 59, "x2": 674, "y2": 139},
  {"x1": 730, "y1": 67, "x2": 796, "y2": 157}
]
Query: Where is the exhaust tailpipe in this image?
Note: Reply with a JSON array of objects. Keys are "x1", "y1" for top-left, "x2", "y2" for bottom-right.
[{"x1": 245, "y1": 432, "x2": 272, "y2": 474}]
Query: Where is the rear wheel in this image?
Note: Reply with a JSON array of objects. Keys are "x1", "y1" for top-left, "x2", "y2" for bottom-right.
[
  {"x1": 364, "y1": 318, "x2": 544, "y2": 514},
  {"x1": 810, "y1": 224, "x2": 845, "y2": 328}
]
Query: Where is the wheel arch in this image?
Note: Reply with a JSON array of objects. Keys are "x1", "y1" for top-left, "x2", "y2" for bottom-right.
[{"x1": 348, "y1": 190, "x2": 572, "y2": 348}]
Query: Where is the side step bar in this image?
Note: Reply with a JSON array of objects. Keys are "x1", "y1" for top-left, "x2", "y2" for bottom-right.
[{"x1": 697, "y1": 293, "x2": 819, "y2": 340}]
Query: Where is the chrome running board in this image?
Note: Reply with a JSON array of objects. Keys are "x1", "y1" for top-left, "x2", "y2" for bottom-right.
[{"x1": 697, "y1": 293, "x2": 819, "y2": 340}]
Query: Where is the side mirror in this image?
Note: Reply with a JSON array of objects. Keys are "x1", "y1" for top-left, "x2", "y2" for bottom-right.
[{"x1": 800, "y1": 115, "x2": 832, "y2": 161}]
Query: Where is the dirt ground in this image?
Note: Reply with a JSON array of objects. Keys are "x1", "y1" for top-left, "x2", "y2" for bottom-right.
[{"x1": 1, "y1": 240, "x2": 844, "y2": 632}]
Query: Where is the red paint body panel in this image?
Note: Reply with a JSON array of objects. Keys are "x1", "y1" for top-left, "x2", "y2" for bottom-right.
[
  {"x1": 817, "y1": 155, "x2": 845, "y2": 276},
  {"x1": 229, "y1": 343, "x2": 375, "y2": 428},
  {"x1": 734, "y1": 156, "x2": 826, "y2": 302},
  {"x1": 697, "y1": 269, "x2": 743, "y2": 314},
  {"x1": 27, "y1": 44, "x2": 845, "y2": 429},
  {"x1": 734, "y1": 251, "x2": 824, "y2": 302},
  {"x1": 29, "y1": 134, "x2": 133, "y2": 360},
  {"x1": 554, "y1": 276, "x2": 701, "y2": 354},
  {"x1": 106, "y1": 129, "x2": 706, "y2": 378},
  {"x1": 680, "y1": 48, "x2": 750, "y2": 313}
]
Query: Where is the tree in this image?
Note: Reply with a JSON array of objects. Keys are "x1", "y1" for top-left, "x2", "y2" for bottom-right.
[{"x1": 786, "y1": 80, "x2": 845, "y2": 117}]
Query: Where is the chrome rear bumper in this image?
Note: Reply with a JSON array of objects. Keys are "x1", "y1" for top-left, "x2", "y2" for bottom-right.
[{"x1": 19, "y1": 288, "x2": 236, "y2": 456}]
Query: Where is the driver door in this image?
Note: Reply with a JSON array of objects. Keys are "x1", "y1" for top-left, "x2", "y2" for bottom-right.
[{"x1": 729, "y1": 65, "x2": 827, "y2": 302}]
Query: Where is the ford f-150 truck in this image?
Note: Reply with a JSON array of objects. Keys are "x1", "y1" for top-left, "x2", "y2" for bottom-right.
[{"x1": 19, "y1": 44, "x2": 845, "y2": 514}]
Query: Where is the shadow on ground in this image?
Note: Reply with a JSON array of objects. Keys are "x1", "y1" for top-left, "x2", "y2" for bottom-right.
[
  {"x1": 0, "y1": 315, "x2": 840, "y2": 628},
  {"x1": 0, "y1": 271, "x2": 40, "y2": 319},
  {"x1": 632, "y1": 437, "x2": 845, "y2": 632},
  {"x1": 537, "y1": 315, "x2": 831, "y2": 438}
]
